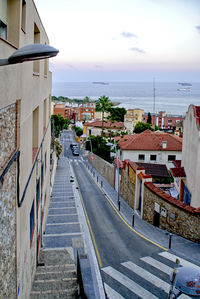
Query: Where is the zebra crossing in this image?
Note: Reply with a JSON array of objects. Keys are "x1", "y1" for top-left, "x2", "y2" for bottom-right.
[{"x1": 102, "y1": 251, "x2": 195, "y2": 298}]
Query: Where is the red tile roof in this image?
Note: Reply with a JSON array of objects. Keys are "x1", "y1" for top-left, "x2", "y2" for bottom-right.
[
  {"x1": 170, "y1": 167, "x2": 186, "y2": 177},
  {"x1": 115, "y1": 130, "x2": 182, "y2": 151},
  {"x1": 194, "y1": 106, "x2": 200, "y2": 130},
  {"x1": 145, "y1": 182, "x2": 200, "y2": 214},
  {"x1": 84, "y1": 120, "x2": 124, "y2": 129},
  {"x1": 172, "y1": 160, "x2": 181, "y2": 167},
  {"x1": 136, "y1": 162, "x2": 170, "y2": 178}
]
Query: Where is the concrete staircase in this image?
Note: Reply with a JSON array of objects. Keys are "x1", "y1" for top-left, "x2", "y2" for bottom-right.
[{"x1": 30, "y1": 249, "x2": 78, "y2": 299}]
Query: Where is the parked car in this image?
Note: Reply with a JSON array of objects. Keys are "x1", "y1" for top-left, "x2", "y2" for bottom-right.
[
  {"x1": 70, "y1": 143, "x2": 78, "y2": 149},
  {"x1": 72, "y1": 149, "x2": 79, "y2": 156}
]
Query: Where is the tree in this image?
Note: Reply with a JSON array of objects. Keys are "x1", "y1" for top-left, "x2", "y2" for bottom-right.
[
  {"x1": 51, "y1": 114, "x2": 70, "y2": 137},
  {"x1": 74, "y1": 126, "x2": 83, "y2": 137},
  {"x1": 86, "y1": 135, "x2": 112, "y2": 162},
  {"x1": 108, "y1": 107, "x2": 127, "y2": 122},
  {"x1": 134, "y1": 122, "x2": 154, "y2": 133},
  {"x1": 147, "y1": 112, "x2": 152, "y2": 124},
  {"x1": 95, "y1": 95, "x2": 113, "y2": 136}
]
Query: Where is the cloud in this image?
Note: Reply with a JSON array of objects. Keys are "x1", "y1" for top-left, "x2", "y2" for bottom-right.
[
  {"x1": 196, "y1": 26, "x2": 200, "y2": 33},
  {"x1": 130, "y1": 47, "x2": 146, "y2": 54},
  {"x1": 121, "y1": 31, "x2": 137, "y2": 39},
  {"x1": 95, "y1": 65, "x2": 103, "y2": 68}
]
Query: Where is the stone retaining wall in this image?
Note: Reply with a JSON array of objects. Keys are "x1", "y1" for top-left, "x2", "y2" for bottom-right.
[
  {"x1": 143, "y1": 183, "x2": 200, "y2": 243},
  {"x1": 0, "y1": 102, "x2": 19, "y2": 297},
  {"x1": 0, "y1": 161, "x2": 17, "y2": 298},
  {"x1": 88, "y1": 153, "x2": 114, "y2": 188},
  {"x1": 0, "y1": 103, "x2": 17, "y2": 169},
  {"x1": 120, "y1": 168, "x2": 135, "y2": 209}
]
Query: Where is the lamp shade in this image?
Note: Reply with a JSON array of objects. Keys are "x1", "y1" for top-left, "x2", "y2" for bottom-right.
[{"x1": 8, "y1": 44, "x2": 59, "y2": 64}]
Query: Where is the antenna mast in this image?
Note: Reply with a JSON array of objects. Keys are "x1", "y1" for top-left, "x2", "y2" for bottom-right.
[{"x1": 153, "y1": 78, "x2": 156, "y2": 127}]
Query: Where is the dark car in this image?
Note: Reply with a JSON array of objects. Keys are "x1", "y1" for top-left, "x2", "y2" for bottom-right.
[
  {"x1": 70, "y1": 143, "x2": 78, "y2": 149},
  {"x1": 72, "y1": 149, "x2": 79, "y2": 156}
]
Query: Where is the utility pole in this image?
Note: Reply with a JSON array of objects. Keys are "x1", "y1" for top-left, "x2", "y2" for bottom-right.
[{"x1": 153, "y1": 77, "x2": 156, "y2": 127}]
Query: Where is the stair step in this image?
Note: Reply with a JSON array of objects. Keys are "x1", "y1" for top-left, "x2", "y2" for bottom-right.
[
  {"x1": 36, "y1": 264, "x2": 75, "y2": 273},
  {"x1": 34, "y1": 270, "x2": 76, "y2": 280},
  {"x1": 31, "y1": 278, "x2": 77, "y2": 292},
  {"x1": 30, "y1": 287, "x2": 77, "y2": 299}
]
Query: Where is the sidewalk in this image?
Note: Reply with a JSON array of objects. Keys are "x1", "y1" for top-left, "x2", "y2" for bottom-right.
[
  {"x1": 31, "y1": 156, "x2": 105, "y2": 298},
  {"x1": 83, "y1": 157, "x2": 200, "y2": 265}
]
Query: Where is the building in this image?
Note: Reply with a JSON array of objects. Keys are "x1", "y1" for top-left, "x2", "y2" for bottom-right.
[
  {"x1": 83, "y1": 120, "x2": 125, "y2": 137},
  {"x1": 95, "y1": 110, "x2": 110, "y2": 120},
  {"x1": 115, "y1": 130, "x2": 182, "y2": 169},
  {"x1": 179, "y1": 105, "x2": 200, "y2": 208},
  {"x1": 0, "y1": 1, "x2": 53, "y2": 298},
  {"x1": 124, "y1": 108, "x2": 144, "y2": 133},
  {"x1": 53, "y1": 103, "x2": 95, "y2": 122},
  {"x1": 143, "y1": 111, "x2": 184, "y2": 131}
]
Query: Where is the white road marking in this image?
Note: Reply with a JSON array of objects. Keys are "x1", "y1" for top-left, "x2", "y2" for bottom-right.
[
  {"x1": 104, "y1": 283, "x2": 125, "y2": 299},
  {"x1": 122, "y1": 261, "x2": 170, "y2": 293},
  {"x1": 102, "y1": 266, "x2": 159, "y2": 299},
  {"x1": 159, "y1": 252, "x2": 200, "y2": 271},
  {"x1": 141, "y1": 256, "x2": 172, "y2": 275}
]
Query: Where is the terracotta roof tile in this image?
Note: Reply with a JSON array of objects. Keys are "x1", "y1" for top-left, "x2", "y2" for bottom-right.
[
  {"x1": 172, "y1": 160, "x2": 181, "y2": 167},
  {"x1": 84, "y1": 120, "x2": 124, "y2": 129},
  {"x1": 145, "y1": 182, "x2": 200, "y2": 214},
  {"x1": 116, "y1": 130, "x2": 182, "y2": 151},
  {"x1": 170, "y1": 167, "x2": 186, "y2": 177},
  {"x1": 136, "y1": 162, "x2": 170, "y2": 178}
]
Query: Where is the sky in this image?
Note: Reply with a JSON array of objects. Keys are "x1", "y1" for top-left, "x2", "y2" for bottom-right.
[{"x1": 34, "y1": 0, "x2": 200, "y2": 82}]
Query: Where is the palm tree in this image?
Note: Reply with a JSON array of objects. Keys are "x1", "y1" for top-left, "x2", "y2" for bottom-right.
[{"x1": 95, "y1": 95, "x2": 113, "y2": 136}]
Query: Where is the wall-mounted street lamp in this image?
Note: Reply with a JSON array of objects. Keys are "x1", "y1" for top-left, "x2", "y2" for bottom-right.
[{"x1": 0, "y1": 43, "x2": 59, "y2": 66}]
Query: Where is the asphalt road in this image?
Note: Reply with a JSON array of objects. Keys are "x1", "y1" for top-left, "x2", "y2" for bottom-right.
[{"x1": 62, "y1": 131, "x2": 192, "y2": 299}]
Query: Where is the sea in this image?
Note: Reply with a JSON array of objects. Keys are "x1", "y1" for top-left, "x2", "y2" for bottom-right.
[{"x1": 52, "y1": 82, "x2": 200, "y2": 116}]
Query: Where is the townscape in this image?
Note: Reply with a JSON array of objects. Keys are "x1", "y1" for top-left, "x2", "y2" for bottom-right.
[{"x1": 0, "y1": 1, "x2": 200, "y2": 299}]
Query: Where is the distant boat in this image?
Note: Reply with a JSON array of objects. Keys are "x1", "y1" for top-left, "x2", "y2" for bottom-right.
[
  {"x1": 177, "y1": 88, "x2": 190, "y2": 91},
  {"x1": 178, "y1": 82, "x2": 192, "y2": 86},
  {"x1": 92, "y1": 82, "x2": 109, "y2": 85}
]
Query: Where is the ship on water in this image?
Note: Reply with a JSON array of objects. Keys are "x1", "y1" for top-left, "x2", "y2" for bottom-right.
[
  {"x1": 178, "y1": 82, "x2": 192, "y2": 86},
  {"x1": 92, "y1": 81, "x2": 109, "y2": 85},
  {"x1": 177, "y1": 82, "x2": 192, "y2": 91}
]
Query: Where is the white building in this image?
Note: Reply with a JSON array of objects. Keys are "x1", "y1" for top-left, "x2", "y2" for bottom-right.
[
  {"x1": 116, "y1": 130, "x2": 182, "y2": 169},
  {"x1": 181, "y1": 104, "x2": 200, "y2": 208},
  {"x1": 0, "y1": 1, "x2": 54, "y2": 297}
]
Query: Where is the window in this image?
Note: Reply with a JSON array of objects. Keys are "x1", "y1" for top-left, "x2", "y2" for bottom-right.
[
  {"x1": 33, "y1": 23, "x2": 40, "y2": 74},
  {"x1": 0, "y1": 0, "x2": 8, "y2": 39},
  {"x1": 36, "y1": 178, "x2": 40, "y2": 209},
  {"x1": 30, "y1": 200, "x2": 35, "y2": 245},
  {"x1": 44, "y1": 152, "x2": 47, "y2": 172},
  {"x1": 32, "y1": 107, "x2": 39, "y2": 162},
  {"x1": 43, "y1": 99, "x2": 47, "y2": 131},
  {"x1": 150, "y1": 154, "x2": 157, "y2": 161},
  {"x1": 168, "y1": 155, "x2": 176, "y2": 162},
  {"x1": 21, "y1": 0, "x2": 26, "y2": 32},
  {"x1": 138, "y1": 154, "x2": 145, "y2": 161},
  {"x1": 0, "y1": 0, "x2": 20, "y2": 47},
  {"x1": 89, "y1": 129, "x2": 91, "y2": 135}
]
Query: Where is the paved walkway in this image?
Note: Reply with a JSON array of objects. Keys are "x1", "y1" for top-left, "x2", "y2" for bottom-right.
[
  {"x1": 83, "y1": 157, "x2": 200, "y2": 265},
  {"x1": 43, "y1": 157, "x2": 84, "y2": 251}
]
